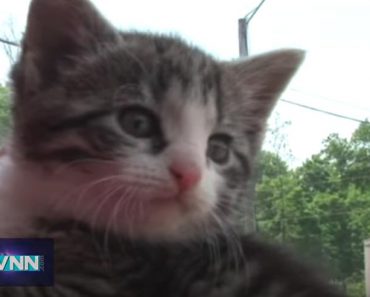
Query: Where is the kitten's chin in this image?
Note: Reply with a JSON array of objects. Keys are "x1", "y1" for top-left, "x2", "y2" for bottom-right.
[
  {"x1": 136, "y1": 197, "x2": 215, "y2": 241},
  {"x1": 57, "y1": 163, "x2": 221, "y2": 241},
  {"x1": 83, "y1": 192, "x2": 216, "y2": 242}
]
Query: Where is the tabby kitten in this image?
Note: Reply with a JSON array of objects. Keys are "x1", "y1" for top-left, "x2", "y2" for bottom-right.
[
  {"x1": 0, "y1": 0, "x2": 346, "y2": 296},
  {"x1": 1, "y1": 0, "x2": 302, "y2": 240}
]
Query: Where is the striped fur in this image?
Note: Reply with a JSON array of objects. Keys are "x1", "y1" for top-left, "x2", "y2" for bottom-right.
[
  {"x1": 0, "y1": 221, "x2": 345, "y2": 297},
  {"x1": 0, "y1": 0, "x2": 346, "y2": 296},
  {"x1": 6, "y1": 0, "x2": 305, "y2": 240}
]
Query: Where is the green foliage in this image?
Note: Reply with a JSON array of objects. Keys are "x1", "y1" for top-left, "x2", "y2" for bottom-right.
[
  {"x1": 256, "y1": 122, "x2": 370, "y2": 297},
  {"x1": 352, "y1": 120, "x2": 370, "y2": 143},
  {"x1": 0, "y1": 86, "x2": 11, "y2": 141},
  {"x1": 346, "y1": 276, "x2": 366, "y2": 297},
  {"x1": 256, "y1": 151, "x2": 288, "y2": 181}
]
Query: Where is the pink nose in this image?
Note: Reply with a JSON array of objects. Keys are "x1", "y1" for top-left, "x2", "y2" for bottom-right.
[{"x1": 170, "y1": 162, "x2": 201, "y2": 192}]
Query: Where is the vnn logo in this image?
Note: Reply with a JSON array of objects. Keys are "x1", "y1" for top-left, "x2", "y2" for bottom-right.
[{"x1": 0, "y1": 255, "x2": 44, "y2": 272}]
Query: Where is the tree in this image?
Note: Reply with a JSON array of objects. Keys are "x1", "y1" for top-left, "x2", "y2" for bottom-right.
[
  {"x1": 263, "y1": 112, "x2": 294, "y2": 163},
  {"x1": 256, "y1": 121, "x2": 370, "y2": 297},
  {"x1": 0, "y1": 19, "x2": 19, "y2": 143},
  {"x1": 0, "y1": 85, "x2": 10, "y2": 141}
]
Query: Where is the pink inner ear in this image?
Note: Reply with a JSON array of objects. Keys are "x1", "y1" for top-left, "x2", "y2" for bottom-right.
[{"x1": 169, "y1": 160, "x2": 202, "y2": 193}]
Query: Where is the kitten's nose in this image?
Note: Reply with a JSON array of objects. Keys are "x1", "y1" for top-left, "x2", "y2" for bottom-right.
[{"x1": 170, "y1": 161, "x2": 201, "y2": 192}]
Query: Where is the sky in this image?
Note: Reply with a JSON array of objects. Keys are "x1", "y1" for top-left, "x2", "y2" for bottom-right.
[{"x1": 0, "y1": 0, "x2": 369, "y2": 166}]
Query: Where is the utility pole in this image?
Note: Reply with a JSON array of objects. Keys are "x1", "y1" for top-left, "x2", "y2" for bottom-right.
[
  {"x1": 238, "y1": 0, "x2": 267, "y2": 232},
  {"x1": 238, "y1": 18, "x2": 248, "y2": 57},
  {"x1": 365, "y1": 239, "x2": 370, "y2": 297},
  {"x1": 238, "y1": 0, "x2": 267, "y2": 57}
]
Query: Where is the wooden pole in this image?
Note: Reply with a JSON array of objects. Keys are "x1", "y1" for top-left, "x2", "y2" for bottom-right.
[
  {"x1": 238, "y1": 18, "x2": 248, "y2": 57},
  {"x1": 365, "y1": 239, "x2": 370, "y2": 297},
  {"x1": 239, "y1": 0, "x2": 267, "y2": 58},
  {"x1": 238, "y1": 0, "x2": 268, "y2": 232},
  {"x1": 239, "y1": 17, "x2": 256, "y2": 232}
]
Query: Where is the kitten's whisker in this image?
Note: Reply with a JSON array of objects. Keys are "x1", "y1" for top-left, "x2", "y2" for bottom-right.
[
  {"x1": 197, "y1": 191, "x2": 249, "y2": 264},
  {"x1": 103, "y1": 187, "x2": 131, "y2": 254},
  {"x1": 207, "y1": 211, "x2": 225, "y2": 268},
  {"x1": 207, "y1": 209, "x2": 245, "y2": 272},
  {"x1": 116, "y1": 187, "x2": 138, "y2": 240},
  {"x1": 215, "y1": 198, "x2": 249, "y2": 218},
  {"x1": 48, "y1": 175, "x2": 126, "y2": 222},
  {"x1": 126, "y1": 189, "x2": 140, "y2": 238},
  {"x1": 111, "y1": 187, "x2": 137, "y2": 237},
  {"x1": 89, "y1": 184, "x2": 126, "y2": 232},
  {"x1": 70, "y1": 175, "x2": 125, "y2": 212}
]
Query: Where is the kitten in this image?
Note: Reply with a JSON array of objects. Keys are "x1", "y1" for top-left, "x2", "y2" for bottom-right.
[
  {"x1": 0, "y1": 0, "x2": 346, "y2": 296},
  {"x1": 1, "y1": 0, "x2": 303, "y2": 240}
]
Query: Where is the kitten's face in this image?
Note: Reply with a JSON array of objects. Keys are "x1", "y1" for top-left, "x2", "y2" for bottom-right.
[{"x1": 10, "y1": 0, "x2": 303, "y2": 240}]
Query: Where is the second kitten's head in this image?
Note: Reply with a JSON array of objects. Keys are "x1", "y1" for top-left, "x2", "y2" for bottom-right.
[{"x1": 10, "y1": 0, "x2": 304, "y2": 241}]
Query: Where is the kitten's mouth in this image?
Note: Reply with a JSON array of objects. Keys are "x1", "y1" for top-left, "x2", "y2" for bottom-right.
[{"x1": 147, "y1": 193, "x2": 194, "y2": 211}]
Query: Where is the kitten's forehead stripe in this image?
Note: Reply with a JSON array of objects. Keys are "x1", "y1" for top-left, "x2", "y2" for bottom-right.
[{"x1": 213, "y1": 69, "x2": 223, "y2": 124}]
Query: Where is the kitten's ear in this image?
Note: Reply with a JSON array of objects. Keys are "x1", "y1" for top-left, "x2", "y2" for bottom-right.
[
  {"x1": 20, "y1": 0, "x2": 119, "y2": 90},
  {"x1": 222, "y1": 49, "x2": 305, "y2": 130}
]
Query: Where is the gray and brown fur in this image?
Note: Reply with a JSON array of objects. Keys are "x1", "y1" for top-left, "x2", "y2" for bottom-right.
[
  {"x1": 0, "y1": 221, "x2": 346, "y2": 297},
  {"x1": 1, "y1": 0, "x2": 347, "y2": 296},
  {"x1": 10, "y1": 0, "x2": 304, "y2": 236}
]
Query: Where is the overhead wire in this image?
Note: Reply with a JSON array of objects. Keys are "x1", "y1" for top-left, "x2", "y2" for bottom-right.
[
  {"x1": 280, "y1": 99, "x2": 367, "y2": 124},
  {"x1": 288, "y1": 88, "x2": 370, "y2": 112}
]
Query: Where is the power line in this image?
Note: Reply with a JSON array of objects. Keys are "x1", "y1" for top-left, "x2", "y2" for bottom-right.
[
  {"x1": 239, "y1": 0, "x2": 268, "y2": 56},
  {"x1": 244, "y1": 0, "x2": 268, "y2": 20},
  {"x1": 288, "y1": 88, "x2": 370, "y2": 112},
  {"x1": 280, "y1": 99, "x2": 367, "y2": 124},
  {"x1": 0, "y1": 37, "x2": 19, "y2": 47}
]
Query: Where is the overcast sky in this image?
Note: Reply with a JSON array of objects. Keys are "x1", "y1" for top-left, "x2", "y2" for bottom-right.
[{"x1": 0, "y1": 0, "x2": 369, "y2": 166}]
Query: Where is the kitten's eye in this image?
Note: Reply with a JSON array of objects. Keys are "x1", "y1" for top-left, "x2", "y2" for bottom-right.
[
  {"x1": 120, "y1": 107, "x2": 159, "y2": 138},
  {"x1": 207, "y1": 134, "x2": 231, "y2": 164}
]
